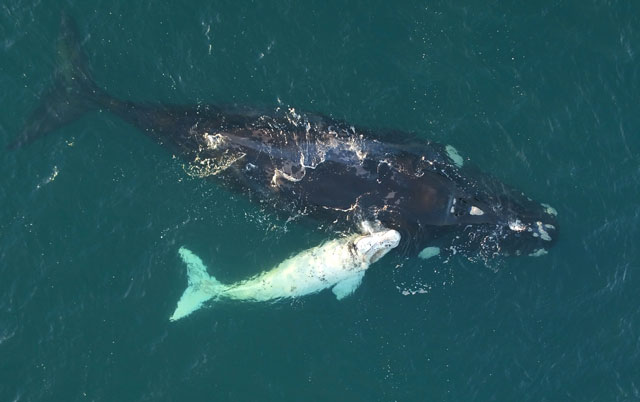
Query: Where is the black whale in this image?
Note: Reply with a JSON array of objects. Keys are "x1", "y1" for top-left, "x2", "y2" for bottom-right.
[{"x1": 10, "y1": 16, "x2": 557, "y2": 260}]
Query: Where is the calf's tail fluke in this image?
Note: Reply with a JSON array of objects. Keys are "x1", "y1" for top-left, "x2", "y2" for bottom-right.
[
  {"x1": 170, "y1": 247, "x2": 226, "y2": 321},
  {"x1": 8, "y1": 13, "x2": 107, "y2": 149}
]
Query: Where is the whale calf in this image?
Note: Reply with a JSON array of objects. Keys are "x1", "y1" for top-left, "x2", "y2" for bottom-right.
[
  {"x1": 12, "y1": 15, "x2": 558, "y2": 262},
  {"x1": 170, "y1": 228, "x2": 401, "y2": 321}
]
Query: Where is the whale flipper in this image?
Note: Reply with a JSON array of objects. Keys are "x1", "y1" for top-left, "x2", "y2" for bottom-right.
[
  {"x1": 170, "y1": 247, "x2": 225, "y2": 321},
  {"x1": 332, "y1": 271, "x2": 365, "y2": 300}
]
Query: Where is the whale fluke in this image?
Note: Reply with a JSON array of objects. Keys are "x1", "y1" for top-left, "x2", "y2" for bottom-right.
[
  {"x1": 8, "y1": 13, "x2": 106, "y2": 149},
  {"x1": 170, "y1": 247, "x2": 225, "y2": 321}
]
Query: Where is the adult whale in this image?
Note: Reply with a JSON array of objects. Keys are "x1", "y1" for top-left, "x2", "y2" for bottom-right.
[{"x1": 10, "y1": 15, "x2": 557, "y2": 260}]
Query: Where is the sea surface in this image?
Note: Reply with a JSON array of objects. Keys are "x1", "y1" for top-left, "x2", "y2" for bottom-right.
[{"x1": 1, "y1": 1, "x2": 639, "y2": 401}]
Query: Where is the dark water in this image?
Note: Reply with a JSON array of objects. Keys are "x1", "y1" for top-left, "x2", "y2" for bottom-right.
[{"x1": 1, "y1": 1, "x2": 639, "y2": 401}]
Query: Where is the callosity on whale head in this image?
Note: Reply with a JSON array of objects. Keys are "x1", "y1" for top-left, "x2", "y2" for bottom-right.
[
  {"x1": 493, "y1": 194, "x2": 558, "y2": 257},
  {"x1": 442, "y1": 180, "x2": 559, "y2": 259}
]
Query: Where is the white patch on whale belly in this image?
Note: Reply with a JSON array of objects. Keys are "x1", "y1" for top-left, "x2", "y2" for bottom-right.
[
  {"x1": 418, "y1": 246, "x2": 440, "y2": 260},
  {"x1": 529, "y1": 249, "x2": 548, "y2": 257},
  {"x1": 541, "y1": 203, "x2": 558, "y2": 216},
  {"x1": 445, "y1": 145, "x2": 464, "y2": 167},
  {"x1": 470, "y1": 206, "x2": 484, "y2": 216},
  {"x1": 271, "y1": 165, "x2": 306, "y2": 186},
  {"x1": 279, "y1": 168, "x2": 305, "y2": 182}
]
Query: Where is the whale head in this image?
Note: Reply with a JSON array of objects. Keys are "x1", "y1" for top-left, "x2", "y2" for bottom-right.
[
  {"x1": 445, "y1": 181, "x2": 559, "y2": 259},
  {"x1": 354, "y1": 229, "x2": 401, "y2": 264}
]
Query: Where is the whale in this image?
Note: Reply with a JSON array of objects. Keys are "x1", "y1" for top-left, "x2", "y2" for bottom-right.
[
  {"x1": 11, "y1": 15, "x2": 558, "y2": 261},
  {"x1": 170, "y1": 227, "x2": 401, "y2": 321}
]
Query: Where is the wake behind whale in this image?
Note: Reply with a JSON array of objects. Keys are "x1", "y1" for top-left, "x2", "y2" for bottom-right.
[{"x1": 10, "y1": 14, "x2": 558, "y2": 262}]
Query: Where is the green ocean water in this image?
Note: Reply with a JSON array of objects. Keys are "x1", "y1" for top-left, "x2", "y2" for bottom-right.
[{"x1": 1, "y1": 0, "x2": 639, "y2": 400}]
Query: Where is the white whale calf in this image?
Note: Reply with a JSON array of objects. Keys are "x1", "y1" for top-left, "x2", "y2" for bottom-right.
[{"x1": 170, "y1": 228, "x2": 401, "y2": 321}]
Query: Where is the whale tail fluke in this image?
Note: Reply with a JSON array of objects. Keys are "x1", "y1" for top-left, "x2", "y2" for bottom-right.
[
  {"x1": 8, "y1": 13, "x2": 108, "y2": 149},
  {"x1": 170, "y1": 247, "x2": 226, "y2": 321}
]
